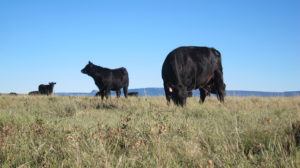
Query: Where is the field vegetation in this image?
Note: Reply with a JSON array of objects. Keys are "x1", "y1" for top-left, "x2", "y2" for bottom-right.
[{"x1": 0, "y1": 95, "x2": 300, "y2": 167}]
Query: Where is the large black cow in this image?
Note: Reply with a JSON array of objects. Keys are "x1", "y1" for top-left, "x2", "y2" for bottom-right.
[
  {"x1": 162, "y1": 46, "x2": 225, "y2": 106},
  {"x1": 81, "y1": 61, "x2": 129, "y2": 100},
  {"x1": 38, "y1": 82, "x2": 56, "y2": 95}
]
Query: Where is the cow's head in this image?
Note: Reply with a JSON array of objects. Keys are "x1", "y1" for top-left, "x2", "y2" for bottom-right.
[
  {"x1": 169, "y1": 84, "x2": 188, "y2": 106},
  {"x1": 49, "y1": 82, "x2": 56, "y2": 86},
  {"x1": 81, "y1": 61, "x2": 94, "y2": 74}
]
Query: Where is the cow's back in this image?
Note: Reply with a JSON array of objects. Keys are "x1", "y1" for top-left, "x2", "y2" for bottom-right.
[
  {"x1": 38, "y1": 85, "x2": 45, "y2": 92},
  {"x1": 162, "y1": 46, "x2": 215, "y2": 89},
  {"x1": 93, "y1": 66, "x2": 129, "y2": 90},
  {"x1": 112, "y1": 67, "x2": 129, "y2": 85}
]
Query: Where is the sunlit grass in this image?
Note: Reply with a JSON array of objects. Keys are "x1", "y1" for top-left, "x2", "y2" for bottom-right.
[{"x1": 0, "y1": 95, "x2": 300, "y2": 167}]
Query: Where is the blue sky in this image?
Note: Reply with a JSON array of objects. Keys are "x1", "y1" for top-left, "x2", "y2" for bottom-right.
[{"x1": 0, "y1": 0, "x2": 299, "y2": 93}]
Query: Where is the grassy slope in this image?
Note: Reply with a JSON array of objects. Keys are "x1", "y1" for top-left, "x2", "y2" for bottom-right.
[{"x1": 0, "y1": 95, "x2": 299, "y2": 168}]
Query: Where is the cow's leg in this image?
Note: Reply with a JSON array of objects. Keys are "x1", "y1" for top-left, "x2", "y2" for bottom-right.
[
  {"x1": 123, "y1": 87, "x2": 128, "y2": 98},
  {"x1": 116, "y1": 90, "x2": 121, "y2": 98},
  {"x1": 199, "y1": 88, "x2": 207, "y2": 103},
  {"x1": 104, "y1": 90, "x2": 110, "y2": 99},
  {"x1": 99, "y1": 89, "x2": 105, "y2": 100}
]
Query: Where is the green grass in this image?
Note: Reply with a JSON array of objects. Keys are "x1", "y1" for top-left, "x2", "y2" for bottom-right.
[{"x1": 0, "y1": 95, "x2": 300, "y2": 167}]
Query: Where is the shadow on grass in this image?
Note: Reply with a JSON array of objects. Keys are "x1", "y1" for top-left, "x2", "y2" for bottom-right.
[{"x1": 95, "y1": 103, "x2": 118, "y2": 110}]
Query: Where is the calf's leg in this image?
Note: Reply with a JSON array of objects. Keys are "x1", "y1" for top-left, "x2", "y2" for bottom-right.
[
  {"x1": 123, "y1": 87, "x2": 128, "y2": 98},
  {"x1": 199, "y1": 88, "x2": 207, "y2": 103},
  {"x1": 99, "y1": 89, "x2": 105, "y2": 100}
]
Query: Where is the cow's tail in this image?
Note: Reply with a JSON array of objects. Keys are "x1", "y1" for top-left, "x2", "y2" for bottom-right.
[
  {"x1": 119, "y1": 67, "x2": 128, "y2": 74},
  {"x1": 121, "y1": 67, "x2": 129, "y2": 86},
  {"x1": 211, "y1": 48, "x2": 223, "y2": 73},
  {"x1": 211, "y1": 48, "x2": 226, "y2": 101}
]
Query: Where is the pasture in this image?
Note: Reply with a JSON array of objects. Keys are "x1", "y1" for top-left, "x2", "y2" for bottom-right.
[{"x1": 0, "y1": 95, "x2": 299, "y2": 167}]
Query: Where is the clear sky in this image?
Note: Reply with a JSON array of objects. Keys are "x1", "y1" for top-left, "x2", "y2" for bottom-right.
[{"x1": 1, "y1": 0, "x2": 299, "y2": 93}]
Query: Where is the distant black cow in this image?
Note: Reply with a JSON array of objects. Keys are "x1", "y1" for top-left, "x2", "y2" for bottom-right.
[
  {"x1": 38, "y1": 82, "x2": 56, "y2": 95},
  {"x1": 29, "y1": 91, "x2": 40, "y2": 95},
  {"x1": 128, "y1": 92, "x2": 139, "y2": 97},
  {"x1": 81, "y1": 61, "x2": 129, "y2": 100},
  {"x1": 162, "y1": 46, "x2": 225, "y2": 106}
]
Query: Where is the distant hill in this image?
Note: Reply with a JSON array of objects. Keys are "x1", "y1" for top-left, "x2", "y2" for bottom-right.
[{"x1": 55, "y1": 88, "x2": 300, "y2": 97}]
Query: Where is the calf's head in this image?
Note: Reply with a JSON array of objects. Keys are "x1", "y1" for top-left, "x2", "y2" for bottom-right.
[
  {"x1": 81, "y1": 61, "x2": 94, "y2": 75},
  {"x1": 169, "y1": 84, "x2": 188, "y2": 106}
]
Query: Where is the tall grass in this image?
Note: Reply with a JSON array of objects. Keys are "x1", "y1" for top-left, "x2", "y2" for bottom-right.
[{"x1": 0, "y1": 95, "x2": 299, "y2": 167}]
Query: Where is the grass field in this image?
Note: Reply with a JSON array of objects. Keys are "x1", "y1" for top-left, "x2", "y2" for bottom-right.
[{"x1": 0, "y1": 95, "x2": 300, "y2": 168}]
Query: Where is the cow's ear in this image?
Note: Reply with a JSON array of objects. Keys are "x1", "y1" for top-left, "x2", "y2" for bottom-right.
[
  {"x1": 88, "y1": 61, "x2": 92, "y2": 64},
  {"x1": 168, "y1": 87, "x2": 173, "y2": 93}
]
